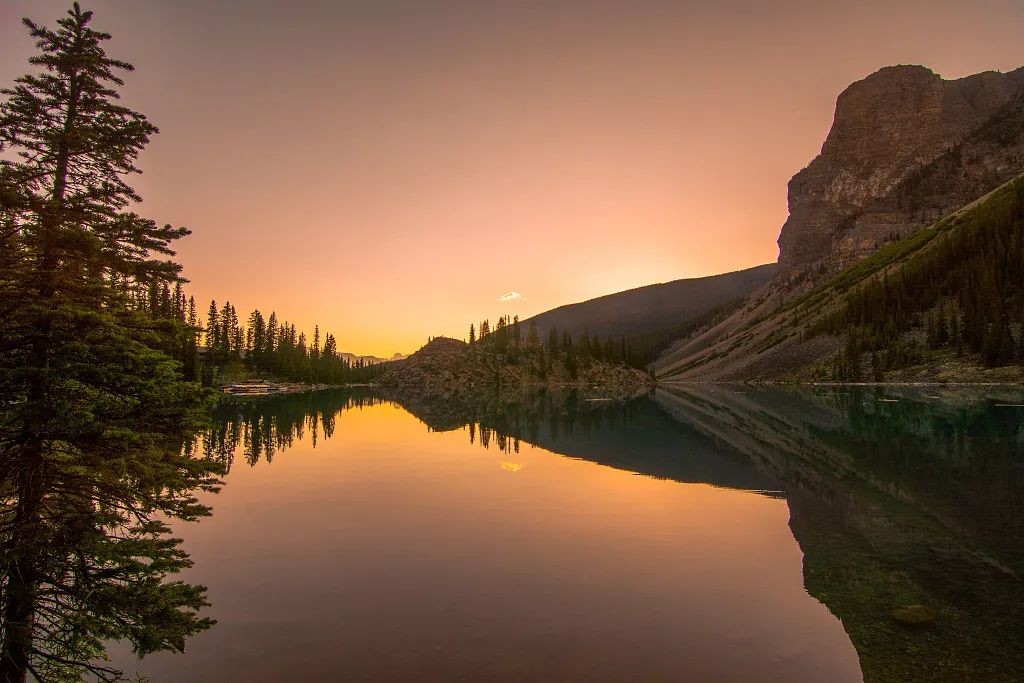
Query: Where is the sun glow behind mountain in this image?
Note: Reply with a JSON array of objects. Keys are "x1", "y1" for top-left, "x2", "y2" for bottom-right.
[{"x1": 2, "y1": 0, "x2": 1021, "y2": 355}]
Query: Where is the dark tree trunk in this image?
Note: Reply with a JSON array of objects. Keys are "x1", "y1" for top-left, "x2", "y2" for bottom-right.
[
  {"x1": 0, "y1": 451, "x2": 45, "y2": 683},
  {"x1": 0, "y1": 64, "x2": 78, "y2": 680}
]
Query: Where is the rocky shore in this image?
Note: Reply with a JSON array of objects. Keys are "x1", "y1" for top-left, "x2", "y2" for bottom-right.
[{"x1": 219, "y1": 380, "x2": 339, "y2": 397}]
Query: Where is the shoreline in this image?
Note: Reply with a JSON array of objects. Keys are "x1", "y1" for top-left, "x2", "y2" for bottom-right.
[
  {"x1": 218, "y1": 381, "x2": 354, "y2": 397},
  {"x1": 656, "y1": 380, "x2": 1024, "y2": 387}
]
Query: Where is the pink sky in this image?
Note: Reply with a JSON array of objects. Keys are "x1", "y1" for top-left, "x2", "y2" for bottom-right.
[{"x1": 2, "y1": 1, "x2": 1023, "y2": 355}]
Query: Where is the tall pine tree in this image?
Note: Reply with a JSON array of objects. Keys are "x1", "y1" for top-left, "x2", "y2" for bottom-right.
[{"x1": 0, "y1": 5, "x2": 220, "y2": 680}]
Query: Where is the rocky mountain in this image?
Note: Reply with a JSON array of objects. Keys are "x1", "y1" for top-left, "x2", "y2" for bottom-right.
[
  {"x1": 656, "y1": 175, "x2": 1024, "y2": 381},
  {"x1": 378, "y1": 337, "x2": 653, "y2": 400},
  {"x1": 779, "y1": 65, "x2": 1024, "y2": 282},
  {"x1": 655, "y1": 64, "x2": 1024, "y2": 381},
  {"x1": 521, "y1": 263, "x2": 775, "y2": 341}
]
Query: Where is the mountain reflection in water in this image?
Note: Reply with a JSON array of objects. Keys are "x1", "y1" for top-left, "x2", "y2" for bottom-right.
[{"x1": 101, "y1": 385, "x2": 1022, "y2": 682}]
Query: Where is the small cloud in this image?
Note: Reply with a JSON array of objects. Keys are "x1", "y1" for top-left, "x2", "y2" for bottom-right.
[{"x1": 498, "y1": 291, "x2": 523, "y2": 302}]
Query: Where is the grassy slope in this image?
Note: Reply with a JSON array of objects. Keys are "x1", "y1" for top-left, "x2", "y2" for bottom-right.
[{"x1": 657, "y1": 175, "x2": 1024, "y2": 382}]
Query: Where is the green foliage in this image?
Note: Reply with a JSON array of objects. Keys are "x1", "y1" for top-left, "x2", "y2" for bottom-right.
[
  {"x1": 470, "y1": 314, "x2": 647, "y2": 381},
  {"x1": 0, "y1": 5, "x2": 221, "y2": 680},
  {"x1": 815, "y1": 177, "x2": 1024, "y2": 379},
  {"x1": 136, "y1": 285, "x2": 388, "y2": 386}
]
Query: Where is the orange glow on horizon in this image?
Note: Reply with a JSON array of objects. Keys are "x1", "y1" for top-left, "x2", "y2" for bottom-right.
[{"x1": 2, "y1": 0, "x2": 1022, "y2": 355}]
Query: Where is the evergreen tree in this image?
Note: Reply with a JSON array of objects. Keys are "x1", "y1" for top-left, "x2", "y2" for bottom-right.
[
  {"x1": 547, "y1": 326, "x2": 559, "y2": 354},
  {"x1": 817, "y1": 177, "x2": 1024, "y2": 375},
  {"x1": 219, "y1": 301, "x2": 235, "y2": 357},
  {"x1": 527, "y1": 320, "x2": 539, "y2": 347},
  {"x1": 182, "y1": 296, "x2": 200, "y2": 380},
  {"x1": 494, "y1": 316, "x2": 508, "y2": 352},
  {"x1": 206, "y1": 300, "x2": 219, "y2": 353},
  {"x1": 578, "y1": 328, "x2": 591, "y2": 359},
  {"x1": 247, "y1": 309, "x2": 266, "y2": 368},
  {"x1": 266, "y1": 312, "x2": 278, "y2": 371},
  {"x1": 0, "y1": 5, "x2": 219, "y2": 680},
  {"x1": 173, "y1": 282, "x2": 185, "y2": 320}
]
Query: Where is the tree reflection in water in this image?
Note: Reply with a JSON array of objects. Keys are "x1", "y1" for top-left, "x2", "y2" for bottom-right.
[{"x1": 65, "y1": 385, "x2": 1024, "y2": 683}]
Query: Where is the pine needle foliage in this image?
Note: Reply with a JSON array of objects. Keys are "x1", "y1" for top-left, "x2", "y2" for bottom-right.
[{"x1": 0, "y1": 6, "x2": 221, "y2": 681}]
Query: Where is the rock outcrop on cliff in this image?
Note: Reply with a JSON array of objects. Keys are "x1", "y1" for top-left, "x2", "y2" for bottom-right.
[
  {"x1": 655, "y1": 173, "x2": 1024, "y2": 381},
  {"x1": 778, "y1": 65, "x2": 1024, "y2": 280},
  {"x1": 654, "y1": 64, "x2": 1024, "y2": 381}
]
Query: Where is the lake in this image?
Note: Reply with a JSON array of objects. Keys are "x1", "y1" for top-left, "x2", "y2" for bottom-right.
[{"x1": 112, "y1": 386, "x2": 1024, "y2": 682}]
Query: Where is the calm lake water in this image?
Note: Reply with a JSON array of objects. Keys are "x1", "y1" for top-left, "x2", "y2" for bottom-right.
[{"x1": 112, "y1": 386, "x2": 1024, "y2": 682}]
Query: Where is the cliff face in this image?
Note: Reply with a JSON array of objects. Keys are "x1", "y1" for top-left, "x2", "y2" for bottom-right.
[
  {"x1": 777, "y1": 65, "x2": 1024, "y2": 279},
  {"x1": 655, "y1": 175, "x2": 1024, "y2": 382},
  {"x1": 653, "y1": 63, "x2": 1024, "y2": 380}
]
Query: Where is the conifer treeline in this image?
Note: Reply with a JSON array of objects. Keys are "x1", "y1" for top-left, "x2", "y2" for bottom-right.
[
  {"x1": 816, "y1": 177, "x2": 1024, "y2": 379},
  {"x1": 198, "y1": 390, "x2": 386, "y2": 470},
  {"x1": 130, "y1": 282, "x2": 387, "y2": 386},
  {"x1": 468, "y1": 314, "x2": 646, "y2": 377}
]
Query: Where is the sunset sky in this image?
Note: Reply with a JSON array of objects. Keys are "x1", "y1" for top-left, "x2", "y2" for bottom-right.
[{"x1": 2, "y1": 1, "x2": 1023, "y2": 356}]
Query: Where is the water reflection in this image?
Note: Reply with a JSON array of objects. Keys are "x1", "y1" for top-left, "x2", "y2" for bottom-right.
[
  {"x1": 0, "y1": 409, "x2": 221, "y2": 681},
  {"x1": 390, "y1": 390, "x2": 783, "y2": 494},
  {"x1": 127, "y1": 385, "x2": 1022, "y2": 681},
  {"x1": 656, "y1": 385, "x2": 1024, "y2": 682},
  {"x1": 200, "y1": 389, "x2": 385, "y2": 469}
]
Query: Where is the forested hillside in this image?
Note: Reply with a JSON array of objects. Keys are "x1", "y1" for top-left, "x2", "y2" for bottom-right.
[
  {"x1": 816, "y1": 176, "x2": 1024, "y2": 380},
  {"x1": 381, "y1": 315, "x2": 654, "y2": 400},
  {"x1": 657, "y1": 175, "x2": 1024, "y2": 381}
]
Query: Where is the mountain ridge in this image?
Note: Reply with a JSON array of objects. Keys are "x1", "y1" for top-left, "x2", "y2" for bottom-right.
[
  {"x1": 656, "y1": 174, "x2": 1024, "y2": 381},
  {"x1": 520, "y1": 263, "x2": 776, "y2": 343}
]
